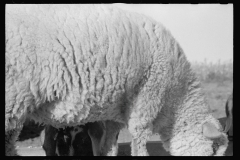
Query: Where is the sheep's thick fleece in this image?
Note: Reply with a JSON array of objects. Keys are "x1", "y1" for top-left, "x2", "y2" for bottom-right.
[{"x1": 6, "y1": 4, "x2": 228, "y2": 156}]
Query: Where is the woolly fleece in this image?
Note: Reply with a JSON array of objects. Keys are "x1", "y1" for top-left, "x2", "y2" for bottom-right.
[{"x1": 6, "y1": 4, "x2": 228, "y2": 156}]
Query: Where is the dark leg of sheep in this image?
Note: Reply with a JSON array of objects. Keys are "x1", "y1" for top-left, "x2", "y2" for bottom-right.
[
  {"x1": 5, "y1": 129, "x2": 21, "y2": 156},
  {"x1": 43, "y1": 124, "x2": 94, "y2": 156},
  {"x1": 43, "y1": 122, "x2": 121, "y2": 156},
  {"x1": 87, "y1": 121, "x2": 122, "y2": 156},
  {"x1": 42, "y1": 125, "x2": 58, "y2": 156},
  {"x1": 87, "y1": 121, "x2": 105, "y2": 156},
  {"x1": 224, "y1": 94, "x2": 233, "y2": 140},
  {"x1": 99, "y1": 121, "x2": 123, "y2": 156},
  {"x1": 70, "y1": 125, "x2": 93, "y2": 156}
]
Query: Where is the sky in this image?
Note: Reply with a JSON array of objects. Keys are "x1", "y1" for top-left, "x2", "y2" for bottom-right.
[{"x1": 113, "y1": 4, "x2": 233, "y2": 63}]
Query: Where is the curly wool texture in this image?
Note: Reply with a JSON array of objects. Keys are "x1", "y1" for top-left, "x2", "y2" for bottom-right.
[
  {"x1": 6, "y1": 4, "x2": 228, "y2": 156},
  {"x1": 6, "y1": 4, "x2": 156, "y2": 128}
]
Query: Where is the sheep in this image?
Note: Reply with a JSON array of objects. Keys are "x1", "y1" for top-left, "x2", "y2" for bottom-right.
[
  {"x1": 42, "y1": 124, "x2": 93, "y2": 156},
  {"x1": 5, "y1": 4, "x2": 228, "y2": 156},
  {"x1": 42, "y1": 121, "x2": 118, "y2": 156},
  {"x1": 40, "y1": 125, "x2": 58, "y2": 156},
  {"x1": 223, "y1": 93, "x2": 233, "y2": 141}
]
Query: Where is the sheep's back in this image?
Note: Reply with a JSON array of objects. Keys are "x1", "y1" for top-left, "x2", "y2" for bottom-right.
[{"x1": 6, "y1": 4, "x2": 175, "y2": 127}]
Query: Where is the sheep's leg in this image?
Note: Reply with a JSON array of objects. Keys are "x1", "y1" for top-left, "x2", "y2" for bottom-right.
[
  {"x1": 128, "y1": 117, "x2": 153, "y2": 156},
  {"x1": 100, "y1": 121, "x2": 122, "y2": 156},
  {"x1": 42, "y1": 125, "x2": 58, "y2": 156},
  {"x1": 87, "y1": 121, "x2": 105, "y2": 156},
  {"x1": 5, "y1": 129, "x2": 21, "y2": 156},
  {"x1": 131, "y1": 137, "x2": 138, "y2": 156},
  {"x1": 87, "y1": 121, "x2": 122, "y2": 156},
  {"x1": 127, "y1": 91, "x2": 157, "y2": 156}
]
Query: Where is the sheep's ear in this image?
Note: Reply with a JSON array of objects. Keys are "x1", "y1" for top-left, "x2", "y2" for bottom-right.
[{"x1": 203, "y1": 122, "x2": 222, "y2": 139}]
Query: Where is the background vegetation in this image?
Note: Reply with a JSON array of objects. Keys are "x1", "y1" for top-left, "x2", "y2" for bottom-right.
[
  {"x1": 191, "y1": 59, "x2": 233, "y2": 83},
  {"x1": 191, "y1": 59, "x2": 233, "y2": 118}
]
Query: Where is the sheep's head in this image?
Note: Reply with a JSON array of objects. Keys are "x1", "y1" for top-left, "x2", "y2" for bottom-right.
[
  {"x1": 166, "y1": 121, "x2": 228, "y2": 156},
  {"x1": 202, "y1": 122, "x2": 228, "y2": 156}
]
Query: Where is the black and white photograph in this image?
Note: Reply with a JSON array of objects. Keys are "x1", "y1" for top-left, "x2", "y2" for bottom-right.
[{"x1": 5, "y1": 4, "x2": 233, "y2": 156}]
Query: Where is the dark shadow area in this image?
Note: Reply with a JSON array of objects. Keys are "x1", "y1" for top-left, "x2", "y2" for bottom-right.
[{"x1": 18, "y1": 119, "x2": 45, "y2": 141}]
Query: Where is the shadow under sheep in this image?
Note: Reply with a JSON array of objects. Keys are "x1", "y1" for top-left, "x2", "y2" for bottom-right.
[{"x1": 18, "y1": 119, "x2": 45, "y2": 141}]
